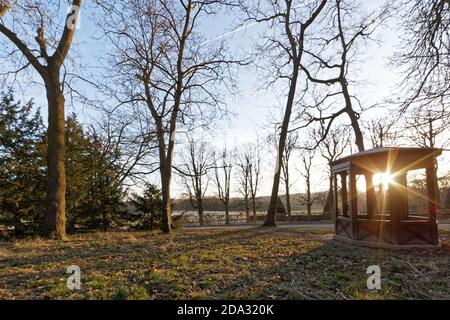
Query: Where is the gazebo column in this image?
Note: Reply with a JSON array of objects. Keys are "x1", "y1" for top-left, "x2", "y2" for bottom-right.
[
  {"x1": 389, "y1": 174, "x2": 408, "y2": 244},
  {"x1": 349, "y1": 172, "x2": 358, "y2": 239},
  {"x1": 365, "y1": 173, "x2": 376, "y2": 219},
  {"x1": 341, "y1": 173, "x2": 349, "y2": 218},
  {"x1": 334, "y1": 174, "x2": 339, "y2": 219},
  {"x1": 426, "y1": 167, "x2": 439, "y2": 244}
]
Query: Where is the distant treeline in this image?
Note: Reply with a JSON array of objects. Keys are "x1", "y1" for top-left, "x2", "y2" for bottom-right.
[{"x1": 173, "y1": 193, "x2": 328, "y2": 213}]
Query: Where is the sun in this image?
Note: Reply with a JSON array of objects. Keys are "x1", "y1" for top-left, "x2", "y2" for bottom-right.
[{"x1": 373, "y1": 172, "x2": 393, "y2": 189}]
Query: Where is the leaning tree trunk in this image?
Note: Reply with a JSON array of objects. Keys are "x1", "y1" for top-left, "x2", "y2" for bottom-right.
[
  {"x1": 264, "y1": 65, "x2": 299, "y2": 227},
  {"x1": 343, "y1": 84, "x2": 365, "y2": 152},
  {"x1": 44, "y1": 71, "x2": 67, "y2": 240}
]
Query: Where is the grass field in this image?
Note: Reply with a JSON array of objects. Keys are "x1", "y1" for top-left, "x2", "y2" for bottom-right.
[{"x1": 0, "y1": 227, "x2": 449, "y2": 300}]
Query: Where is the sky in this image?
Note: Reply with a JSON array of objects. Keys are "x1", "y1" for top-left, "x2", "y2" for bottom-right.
[{"x1": 2, "y1": 0, "x2": 449, "y2": 198}]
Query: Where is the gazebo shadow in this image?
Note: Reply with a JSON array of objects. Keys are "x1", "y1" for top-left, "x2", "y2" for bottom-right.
[{"x1": 213, "y1": 236, "x2": 450, "y2": 300}]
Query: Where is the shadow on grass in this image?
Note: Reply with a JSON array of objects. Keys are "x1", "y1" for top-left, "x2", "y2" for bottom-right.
[
  {"x1": 214, "y1": 237, "x2": 450, "y2": 300},
  {"x1": 0, "y1": 228, "x2": 449, "y2": 299}
]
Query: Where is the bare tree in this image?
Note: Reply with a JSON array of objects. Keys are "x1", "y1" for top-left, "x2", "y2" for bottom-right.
[
  {"x1": 241, "y1": 0, "x2": 328, "y2": 226},
  {"x1": 213, "y1": 147, "x2": 233, "y2": 225},
  {"x1": 236, "y1": 143, "x2": 262, "y2": 222},
  {"x1": 394, "y1": 0, "x2": 450, "y2": 114},
  {"x1": 314, "y1": 127, "x2": 350, "y2": 219},
  {"x1": 364, "y1": 117, "x2": 399, "y2": 148},
  {"x1": 407, "y1": 110, "x2": 450, "y2": 149},
  {"x1": 298, "y1": 148, "x2": 321, "y2": 221},
  {"x1": 0, "y1": 1, "x2": 83, "y2": 239},
  {"x1": 236, "y1": 147, "x2": 252, "y2": 222},
  {"x1": 407, "y1": 109, "x2": 450, "y2": 207},
  {"x1": 280, "y1": 132, "x2": 299, "y2": 218},
  {"x1": 175, "y1": 137, "x2": 213, "y2": 226},
  {"x1": 296, "y1": 0, "x2": 389, "y2": 152},
  {"x1": 90, "y1": 108, "x2": 160, "y2": 187},
  {"x1": 99, "y1": 0, "x2": 244, "y2": 233},
  {"x1": 290, "y1": 0, "x2": 389, "y2": 219},
  {"x1": 249, "y1": 143, "x2": 262, "y2": 221}
]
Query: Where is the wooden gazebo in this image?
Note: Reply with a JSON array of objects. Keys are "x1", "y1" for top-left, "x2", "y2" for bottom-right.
[{"x1": 332, "y1": 147, "x2": 442, "y2": 249}]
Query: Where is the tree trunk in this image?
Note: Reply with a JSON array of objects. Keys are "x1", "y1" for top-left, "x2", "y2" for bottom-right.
[
  {"x1": 284, "y1": 161, "x2": 292, "y2": 219},
  {"x1": 245, "y1": 196, "x2": 250, "y2": 223},
  {"x1": 343, "y1": 85, "x2": 365, "y2": 152},
  {"x1": 14, "y1": 213, "x2": 24, "y2": 237},
  {"x1": 285, "y1": 183, "x2": 292, "y2": 219},
  {"x1": 427, "y1": 124, "x2": 440, "y2": 209},
  {"x1": 225, "y1": 202, "x2": 230, "y2": 225},
  {"x1": 323, "y1": 172, "x2": 334, "y2": 220},
  {"x1": 307, "y1": 203, "x2": 312, "y2": 222},
  {"x1": 160, "y1": 163, "x2": 172, "y2": 233},
  {"x1": 102, "y1": 211, "x2": 108, "y2": 232},
  {"x1": 265, "y1": 65, "x2": 299, "y2": 227},
  {"x1": 150, "y1": 212, "x2": 154, "y2": 229},
  {"x1": 307, "y1": 178, "x2": 312, "y2": 222},
  {"x1": 252, "y1": 196, "x2": 257, "y2": 221},
  {"x1": 433, "y1": 159, "x2": 440, "y2": 208},
  {"x1": 44, "y1": 71, "x2": 67, "y2": 240},
  {"x1": 198, "y1": 198, "x2": 205, "y2": 226}
]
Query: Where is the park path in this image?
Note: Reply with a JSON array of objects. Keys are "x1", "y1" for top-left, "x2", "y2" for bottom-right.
[{"x1": 182, "y1": 222, "x2": 450, "y2": 231}]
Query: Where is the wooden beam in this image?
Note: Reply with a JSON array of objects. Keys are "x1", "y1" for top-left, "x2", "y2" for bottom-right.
[
  {"x1": 389, "y1": 174, "x2": 408, "y2": 244},
  {"x1": 350, "y1": 172, "x2": 358, "y2": 239},
  {"x1": 341, "y1": 173, "x2": 348, "y2": 218},
  {"x1": 365, "y1": 173, "x2": 376, "y2": 219}
]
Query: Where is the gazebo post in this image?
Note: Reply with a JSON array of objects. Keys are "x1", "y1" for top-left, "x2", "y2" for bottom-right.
[
  {"x1": 341, "y1": 173, "x2": 348, "y2": 218},
  {"x1": 349, "y1": 172, "x2": 358, "y2": 239},
  {"x1": 365, "y1": 173, "x2": 376, "y2": 219},
  {"x1": 334, "y1": 174, "x2": 339, "y2": 219},
  {"x1": 389, "y1": 173, "x2": 408, "y2": 245},
  {"x1": 426, "y1": 167, "x2": 439, "y2": 244}
]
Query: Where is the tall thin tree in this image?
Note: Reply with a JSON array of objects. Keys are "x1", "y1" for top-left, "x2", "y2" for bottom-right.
[
  {"x1": 241, "y1": 0, "x2": 328, "y2": 226},
  {"x1": 99, "y1": 0, "x2": 243, "y2": 233},
  {"x1": 213, "y1": 148, "x2": 233, "y2": 225},
  {"x1": 175, "y1": 137, "x2": 213, "y2": 226},
  {"x1": 236, "y1": 146, "x2": 252, "y2": 222}
]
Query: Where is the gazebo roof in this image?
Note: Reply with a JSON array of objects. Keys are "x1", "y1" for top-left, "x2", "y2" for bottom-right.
[{"x1": 332, "y1": 147, "x2": 442, "y2": 174}]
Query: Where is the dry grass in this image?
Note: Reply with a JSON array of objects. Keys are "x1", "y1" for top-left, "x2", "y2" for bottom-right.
[{"x1": 0, "y1": 227, "x2": 448, "y2": 300}]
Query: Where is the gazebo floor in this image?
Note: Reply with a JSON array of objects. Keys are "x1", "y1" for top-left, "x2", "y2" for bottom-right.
[{"x1": 333, "y1": 235, "x2": 442, "y2": 250}]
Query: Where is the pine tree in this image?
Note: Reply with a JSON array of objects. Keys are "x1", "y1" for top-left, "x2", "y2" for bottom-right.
[
  {"x1": 0, "y1": 95, "x2": 126, "y2": 236},
  {"x1": 130, "y1": 184, "x2": 162, "y2": 230},
  {"x1": 0, "y1": 91, "x2": 46, "y2": 236},
  {"x1": 64, "y1": 114, "x2": 126, "y2": 231},
  {"x1": 65, "y1": 114, "x2": 91, "y2": 231}
]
